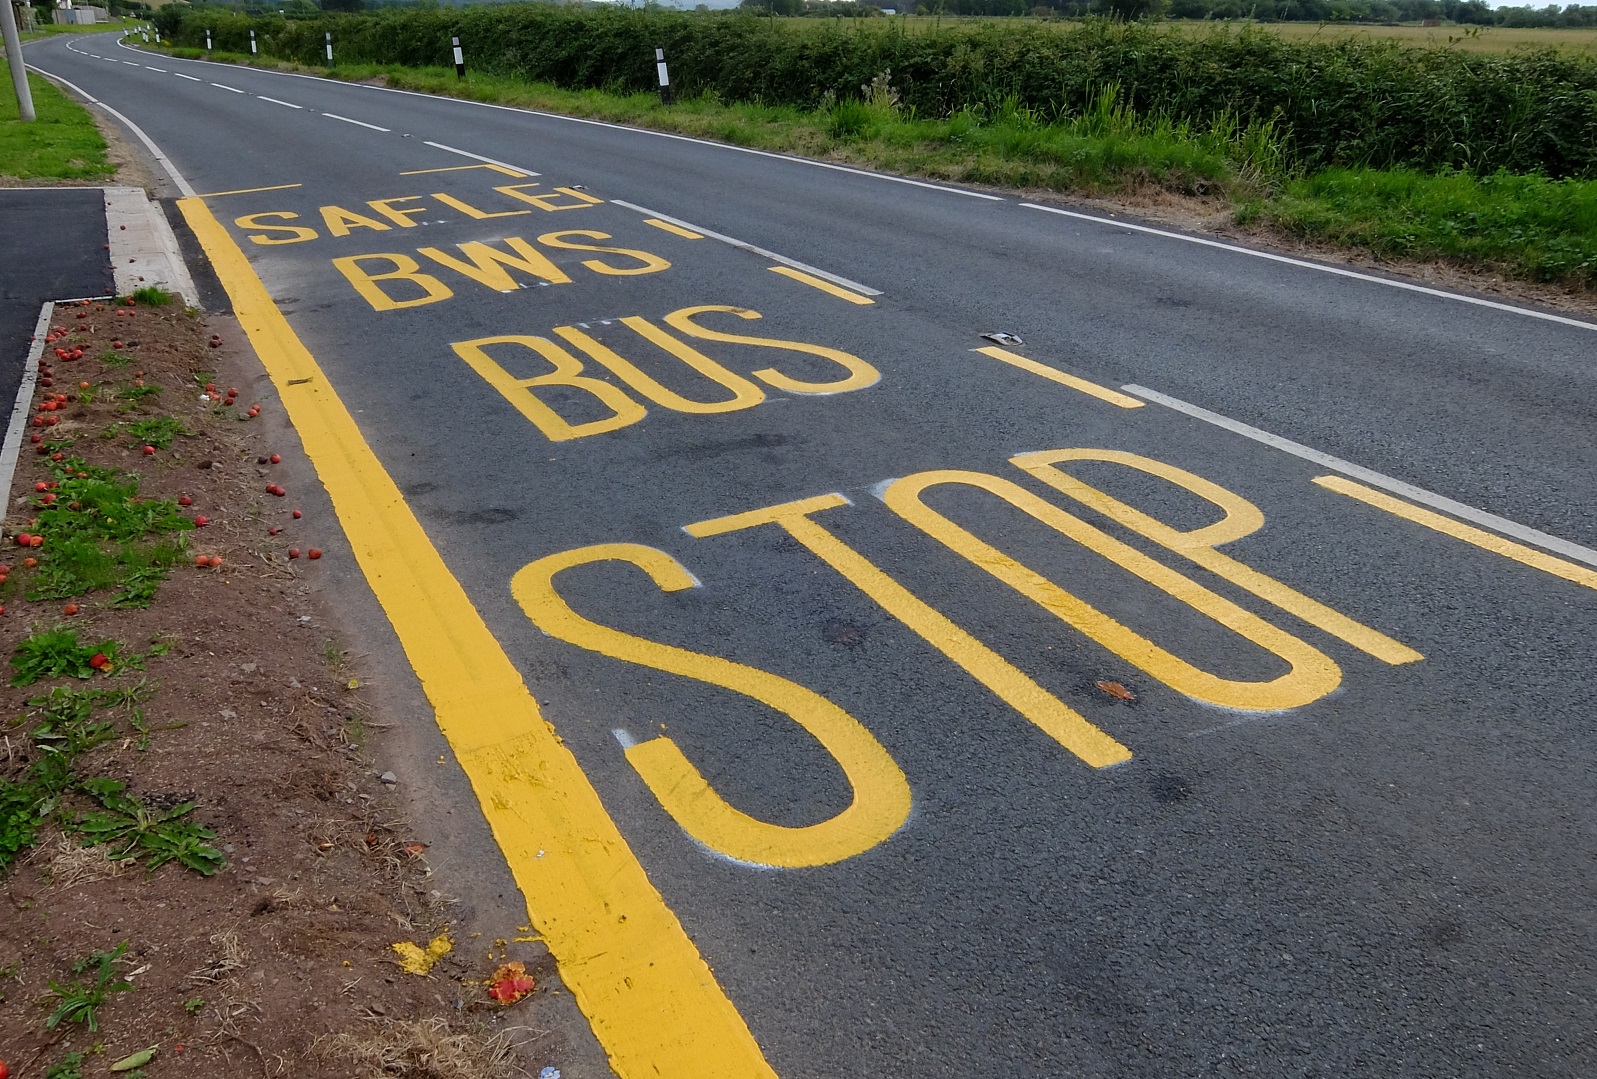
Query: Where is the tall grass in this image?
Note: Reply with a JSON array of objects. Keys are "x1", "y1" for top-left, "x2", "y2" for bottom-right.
[{"x1": 153, "y1": 8, "x2": 1597, "y2": 179}]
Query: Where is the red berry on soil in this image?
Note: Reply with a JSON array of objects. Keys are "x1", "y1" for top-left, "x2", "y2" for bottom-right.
[
  {"x1": 193, "y1": 515, "x2": 210, "y2": 527},
  {"x1": 308, "y1": 548, "x2": 322, "y2": 560},
  {"x1": 292, "y1": 510, "x2": 302, "y2": 519},
  {"x1": 288, "y1": 548, "x2": 301, "y2": 559},
  {"x1": 89, "y1": 653, "x2": 108, "y2": 669},
  {"x1": 269, "y1": 454, "x2": 282, "y2": 464},
  {"x1": 143, "y1": 445, "x2": 155, "y2": 456},
  {"x1": 63, "y1": 603, "x2": 79, "y2": 616}
]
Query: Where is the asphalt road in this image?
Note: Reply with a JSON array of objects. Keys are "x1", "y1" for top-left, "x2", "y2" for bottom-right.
[{"x1": 27, "y1": 32, "x2": 1597, "y2": 1079}]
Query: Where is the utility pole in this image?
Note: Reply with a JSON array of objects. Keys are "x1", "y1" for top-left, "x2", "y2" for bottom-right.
[{"x1": 1, "y1": 0, "x2": 36, "y2": 122}]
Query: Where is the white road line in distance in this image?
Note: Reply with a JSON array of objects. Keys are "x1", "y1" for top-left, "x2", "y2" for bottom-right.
[
  {"x1": 1022, "y1": 202, "x2": 1597, "y2": 333},
  {"x1": 1123, "y1": 383, "x2": 1597, "y2": 569},
  {"x1": 422, "y1": 141, "x2": 539, "y2": 176},
  {"x1": 324, "y1": 112, "x2": 390, "y2": 132},
  {"x1": 174, "y1": 72, "x2": 201, "y2": 82},
  {"x1": 258, "y1": 96, "x2": 303, "y2": 109},
  {"x1": 212, "y1": 82, "x2": 246, "y2": 94},
  {"x1": 24, "y1": 66, "x2": 197, "y2": 197},
  {"x1": 109, "y1": 38, "x2": 1001, "y2": 203},
  {"x1": 145, "y1": 66, "x2": 167, "y2": 72},
  {"x1": 612, "y1": 200, "x2": 882, "y2": 297}
]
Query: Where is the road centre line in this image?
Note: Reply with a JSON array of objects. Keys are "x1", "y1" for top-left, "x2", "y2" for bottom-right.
[
  {"x1": 144, "y1": 66, "x2": 167, "y2": 72},
  {"x1": 770, "y1": 266, "x2": 875, "y2": 305},
  {"x1": 421, "y1": 141, "x2": 537, "y2": 176},
  {"x1": 613, "y1": 200, "x2": 882, "y2": 297},
  {"x1": 177, "y1": 196, "x2": 778, "y2": 1079},
  {"x1": 324, "y1": 112, "x2": 391, "y2": 132},
  {"x1": 975, "y1": 346, "x2": 1143, "y2": 409},
  {"x1": 257, "y1": 95, "x2": 303, "y2": 109},
  {"x1": 1125, "y1": 384, "x2": 1597, "y2": 568},
  {"x1": 109, "y1": 39, "x2": 1000, "y2": 202},
  {"x1": 23, "y1": 66, "x2": 197, "y2": 197},
  {"x1": 212, "y1": 82, "x2": 246, "y2": 93},
  {"x1": 1315, "y1": 476, "x2": 1597, "y2": 590},
  {"x1": 1021, "y1": 203, "x2": 1597, "y2": 333},
  {"x1": 173, "y1": 72, "x2": 201, "y2": 81}
]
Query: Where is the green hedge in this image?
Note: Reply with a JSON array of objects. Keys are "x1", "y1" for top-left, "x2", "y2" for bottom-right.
[{"x1": 152, "y1": 8, "x2": 1597, "y2": 178}]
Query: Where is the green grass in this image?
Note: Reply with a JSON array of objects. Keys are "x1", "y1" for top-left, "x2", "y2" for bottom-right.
[
  {"x1": 151, "y1": 45, "x2": 1597, "y2": 289},
  {"x1": 0, "y1": 56, "x2": 113, "y2": 181}
]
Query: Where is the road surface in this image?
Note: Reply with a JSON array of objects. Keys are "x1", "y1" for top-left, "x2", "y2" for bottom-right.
[{"x1": 26, "y1": 31, "x2": 1597, "y2": 1079}]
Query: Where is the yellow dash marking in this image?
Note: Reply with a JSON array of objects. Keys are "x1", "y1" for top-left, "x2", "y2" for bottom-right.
[
  {"x1": 177, "y1": 196, "x2": 778, "y2": 1079},
  {"x1": 400, "y1": 163, "x2": 528, "y2": 178},
  {"x1": 195, "y1": 183, "x2": 303, "y2": 198},
  {"x1": 644, "y1": 218, "x2": 705, "y2": 240},
  {"x1": 1314, "y1": 475, "x2": 1597, "y2": 592},
  {"x1": 973, "y1": 346, "x2": 1144, "y2": 409},
  {"x1": 768, "y1": 266, "x2": 875, "y2": 306}
]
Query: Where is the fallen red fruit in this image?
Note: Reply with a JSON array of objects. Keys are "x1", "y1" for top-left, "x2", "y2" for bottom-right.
[
  {"x1": 193, "y1": 515, "x2": 210, "y2": 527},
  {"x1": 63, "y1": 603, "x2": 79, "y2": 616},
  {"x1": 15, "y1": 533, "x2": 31, "y2": 547},
  {"x1": 288, "y1": 548, "x2": 301, "y2": 559},
  {"x1": 28, "y1": 536, "x2": 42, "y2": 548},
  {"x1": 195, "y1": 555, "x2": 210, "y2": 567},
  {"x1": 268, "y1": 527, "x2": 282, "y2": 535},
  {"x1": 89, "y1": 653, "x2": 109, "y2": 669},
  {"x1": 34, "y1": 482, "x2": 47, "y2": 492},
  {"x1": 269, "y1": 454, "x2": 282, "y2": 464},
  {"x1": 178, "y1": 495, "x2": 193, "y2": 506},
  {"x1": 22, "y1": 558, "x2": 37, "y2": 569},
  {"x1": 308, "y1": 548, "x2": 322, "y2": 559},
  {"x1": 142, "y1": 445, "x2": 156, "y2": 456},
  {"x1": 292, "y1": 509, "x2": 302, "y2": 519},
  {"x1": 226, "y1": 388, "x2": 239, "y2": 398},
  {"x1": 205, "y1": 383, "x2": 217, "y2": 393}
]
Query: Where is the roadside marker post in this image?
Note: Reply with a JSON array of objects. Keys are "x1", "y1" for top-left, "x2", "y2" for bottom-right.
[
  {"x1": 452, "y1": 35, "x2": 465, "y2": 80},
  {"x1": 655, "y1": 46, "x2": 672, "y2": 104},
  {"x1": 0, "y1": 0, "x2": 35, "y2": 122},
  {"x1": 250, "y1": 30, "x2": 257, "y2": 56},
  {"x1": 325, "y1": 31, "x2": 333, "y2": 65},
  {"x1": 205, "y1": 30, "x2": 212, "y2": 52}
]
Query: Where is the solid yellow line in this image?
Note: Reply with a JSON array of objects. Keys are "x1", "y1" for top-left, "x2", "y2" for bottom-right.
[
  {"x1": 177, "y1": 197, "x2": 778, "y2": 1079},
  {"x1": 1314, "y1": 475, "x2": 1597, "y2": 592},
  {"x1": 768, "y1": 266, "x2": 875, "y2": 305},
  {"x1": 973, "y1": 347, "x2": 1144, "y2": 409},
  {"x1": 644, "y1": 218, "x2": 705, "y2": 240},
  {"x1": 194, "y1": 183, "x2": 304, "y2": 198},
  {"x1": 400, "y1": 163, "x2": 527, "y2": 178}
]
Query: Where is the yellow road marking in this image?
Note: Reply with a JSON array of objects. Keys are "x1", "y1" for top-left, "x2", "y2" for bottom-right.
[
  {"x1": 178, "y1": 197, "x2": 778, "y2": 1079},
  {"x1": 1015, "y1": 450, "x2": 1422, "y2": 666},
  {"x1": 1315, "y1": 474, "x2": 1597, "y2": 591},
  {"x1": 973, "y1": 347, "x2": 1144, "y2": 409},
  {"x1": 194, "y1": 182, "x2": 303, "y2": 198},
  {"x1": 644, "y1": 218, "x2": 705, "y2": 239},
  {"x1": 768, "y1": 266, "x2": 875, "y2": 305},
  {"x1": 686, "y1": 495, "x2": 1132, "y2": 768},
  {"x1": 513, "y1": 543, "x2": 911, "y2": 868},
  {"x1": 400, "y1": 163, "x2": 528, "y2": 177}
]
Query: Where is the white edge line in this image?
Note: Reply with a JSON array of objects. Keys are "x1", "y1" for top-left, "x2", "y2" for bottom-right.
[
  {"x1": 323, "y1": 112, "x2": 390, "y2": 133},
  {"x1": 422, "y1": 140, "x2": 539, "y2": 177},
  {"x1": 211, "y1": 82, "x2": 245, "y2": 94},
  {"x1": 1123, "y1": 383, "x2": 1597, "y2": 569},
  {"x1": 257, "y1": 95, "x2": 302, "y2": 110},
  {"x1": 110, "y1": 38, "x2": 1001, "y2": 203},
  {"x1": 0, "y1": 304, "x2": 52, "y2": 513},
  {"x1": 24, "y1": 65, "x2": 197, "y2": 197},
  {"x1": 1021, "y1": 203, "x2": 1597, "y2": 333},
  {"x1": 612, "y1": 200, "x2": 882, "y2": 297}
]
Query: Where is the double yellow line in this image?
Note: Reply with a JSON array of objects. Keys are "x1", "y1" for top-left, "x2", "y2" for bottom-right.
[{"x1": 178, "y1": 197, "x2": 777, "y2": 1079}]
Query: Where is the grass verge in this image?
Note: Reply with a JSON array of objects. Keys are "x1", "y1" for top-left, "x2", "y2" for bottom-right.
[
  {"x1": 0, "y1": 56, "x2": 113, "y2": 181},
  {"x1": 158, "y1": 44, "x2": 1597, "y2": 291}
]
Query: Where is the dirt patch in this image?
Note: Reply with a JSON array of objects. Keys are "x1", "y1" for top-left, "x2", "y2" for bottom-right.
[{"x1": 0, "y1": 299, "x2": 556, "y2": 1078}]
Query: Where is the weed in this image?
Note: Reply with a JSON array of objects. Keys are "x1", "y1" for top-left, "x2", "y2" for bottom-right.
[
  {"x1": 46, "y1": 942, "x2": 133, "y2": 1032},
  {"x1": 122, "y1": 416, "x2": 191, "y2": 449},
  {"x1": 115, "y1": 383, "x2": 162, "y2": 411},
  {"x1": 99, "y1": 349, "x2": 133, "y2": 368},
  {"x1": 69, "y1": 777, "x2": 226, "y2": 875},
  {"x1": 130, "y1": 286, "x2": 174, "y2": 306},
  {"x1": 11, "y1": 629, "x2": 122, "y2": 686},
  {"x1": 44, "y1": 1053, "x2": 85, "y2": 1079},
  {"x1": 28, "y1": 686, "x2": 120, "y2": 758}
]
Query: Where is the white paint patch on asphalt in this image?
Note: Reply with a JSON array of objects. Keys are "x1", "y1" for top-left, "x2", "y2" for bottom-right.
[
  {"x1": 211, "y1": 82, "x2": 246, "y2": 94},
  {"x1": 258, "y1": 96, "x2": 303, "y2": 109},
  {"x1": 1022, "y1": 202, "x2": 1597, "y2": 333},
  {"x1": 323, "y1": 112, "x2": 391, "y2": 132},
  {"x1": 1124, "y1": 383, "x2": 1597, "y2": 569},
  {"x1": 174, "y1": 72, "x2": 201, "y2": 82},
  {"x1": 422, "y1": 140, "x2": 540, "y2": 176},
  {"x1": 613, "y1": 199, "x2": 882, "y2": 298}
]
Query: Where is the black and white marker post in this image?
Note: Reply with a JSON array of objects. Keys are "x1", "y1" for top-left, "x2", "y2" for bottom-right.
[
  {"x1": 655, "y1": 46, "x2": 672, "y2": 105},
  {"x1": 205, "y1": 30, "x2": 212, "y2": 52},
  {"x1": 452, "y1": 36, "x2": 466, "y2": 80},
  {"x1": 325, "y1": 31, "x2": 333, "y2": 65},
  {"x1": 250, "y1": 30, "x2": 257, "y2": 56}
]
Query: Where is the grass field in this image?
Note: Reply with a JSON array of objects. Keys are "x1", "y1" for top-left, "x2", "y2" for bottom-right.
[{"x1": 0, "y1": 57, "x2": 114, "y2": 180}]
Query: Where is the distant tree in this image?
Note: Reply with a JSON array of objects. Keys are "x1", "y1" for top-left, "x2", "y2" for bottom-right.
[{"x1": 321, "y1": 0, "x2": 365, "y2": 10}]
